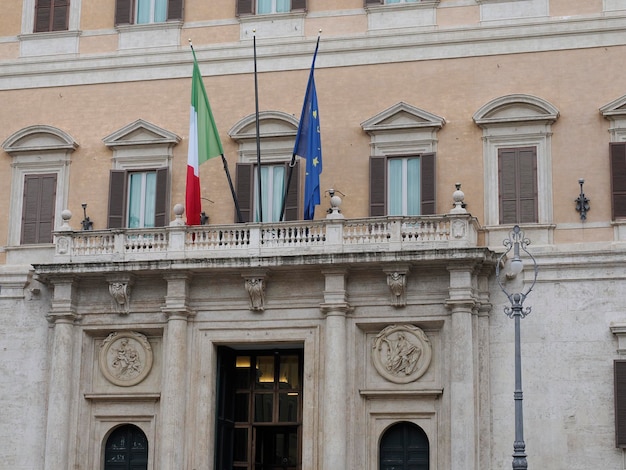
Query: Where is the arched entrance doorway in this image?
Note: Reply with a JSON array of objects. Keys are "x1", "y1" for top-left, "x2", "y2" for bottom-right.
[
  {"x1": 104, "y1": 424, "x2": 148, "y2": 470},
  {"x1": 379, "y1": 421, "x2": 429, "y2": 470}
]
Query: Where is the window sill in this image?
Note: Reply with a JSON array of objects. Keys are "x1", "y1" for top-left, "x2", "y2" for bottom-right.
[
  {"x1": 4, "y1": 244, "x2": 55, "y2": 266},
  {"x1": 18, "y1": 30, "x2": 80, "y2": 57},
  {"x1": 483, "y1": 223, "x2": 556, "y2": 248},
  {"x1": 116, "y1": 21, "x2": 183, "y2": 51},
  {"x1": 239, "y1": 11, "x2": 306, "y2": 40},
  {"x1": 365, "y1": 1, "x2": 439, "y2": 31}
]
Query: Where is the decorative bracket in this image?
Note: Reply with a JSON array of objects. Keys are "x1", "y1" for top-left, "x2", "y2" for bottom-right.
[
  {"x1": 243, "y1": 272, "x2": 267, "y2": 312},
  {"x1": 384, "y1": 266, "x2": 409, "y2": 308},
  {"x1": 106, "y1": 274, "x2": 135, "y2": 315}
]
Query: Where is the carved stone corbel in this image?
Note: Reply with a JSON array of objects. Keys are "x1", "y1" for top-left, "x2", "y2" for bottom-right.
[
  {"x1": 384, "y1": 266, "x2": 410, "y2": 308},
  {"x1": 243, "y1": 272, "x2": 267, "y2": 312},
  {"x1": 106, "y1": 274, "x2": 135, "y2": 315}
]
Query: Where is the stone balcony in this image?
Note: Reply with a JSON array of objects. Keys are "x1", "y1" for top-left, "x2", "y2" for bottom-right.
[{"x1": 49, "y1": 214, "x2": 481, "y2": 270}]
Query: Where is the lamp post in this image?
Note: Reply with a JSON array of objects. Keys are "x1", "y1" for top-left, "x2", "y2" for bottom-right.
[{"x1": 495, "y1": 225, "x2": 538, "y2": 470}]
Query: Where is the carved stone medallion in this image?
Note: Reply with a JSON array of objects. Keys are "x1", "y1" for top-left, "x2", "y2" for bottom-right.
[
  {"x1": 99, "y1": 331, "x2": 153, "y2": 387},
  {"x1": 372, "y1": 324, "x2": 432, "y2": 384}
]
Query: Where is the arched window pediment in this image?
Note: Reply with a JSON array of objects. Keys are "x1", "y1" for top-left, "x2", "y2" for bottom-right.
[
  {"x1": 228, "y1": 111, "x2": 299, "y2": 142},
  {"x1": 2, "y1": 124, "x2": 78, "y2": 155},
  {"x1": 473, "y1": 93, "x2": 559, "y2": 127}
]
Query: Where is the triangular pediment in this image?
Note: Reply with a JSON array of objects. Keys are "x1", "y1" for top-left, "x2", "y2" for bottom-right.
[
  {"x1": 103, "y1": 119, "x2": 180, "y2": 149},
  {"x1": 229, "y1": 111, "x2": 298, "y2": 141},
  {"x1": 600, "y1": 95, "x2": 626, "y2": 119},
  {"x1": 2, "y1": 125, "x2": 78, "y2": 155},
  {"x1": 361, "y1": 102, "x2": 445, "y2": 133},
  {"x1": 473, "y1": 94, "x2": 559, "y2": 127}
]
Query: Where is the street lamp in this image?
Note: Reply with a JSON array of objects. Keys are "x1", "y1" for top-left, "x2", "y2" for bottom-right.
[{"x1": 495, "y1": 225, "x2": 538, "y2": 470}]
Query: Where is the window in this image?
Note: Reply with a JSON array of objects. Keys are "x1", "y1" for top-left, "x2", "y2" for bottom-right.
[
  {"x1": 108, "y1": 168, "x2": 168, "y2": 228},
  {"x1": 370, "y1": 154, "x2": 435, "y2": 217},
  {"x1": 21, "y1": 174, "x2": 57, "y2": 244},
  {"x1": 236, "y1": 0, "x2": 305, "y2": 15},
  {"x1": 498, "y1": 147, "x2": 538, "y2": 224},
  {"x1": 216, "y1": 347, "x2": 303, "y2": 470},
  {"x1": 379, "y1": 422, "x2": 429, "y2": 470},
  {"x1": 104, "y1": 424, "x2": 148, "y2": 470},
  {"x1": 34, "y1": 0, "x2": 69, "y2": 32},
  {"x1": 115, "y1": 0, "x2": 183, "y2": 25},
  {"x1": 610, "y1": 143, "x2": 626, "y2": 219},
  {"x1": 236, "y1": 162, "x2": 300, "y2": 222},
  {"x1": 2, "y1": 125, "x2": 76, "y2": 250},
  {"x1": 473, "y1": 94, "x2": 559, "y2": 229}
]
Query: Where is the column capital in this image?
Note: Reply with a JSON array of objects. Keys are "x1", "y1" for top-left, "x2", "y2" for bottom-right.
[{"x1": 320, "y1": 302, "x2": 353, "y2": 316}]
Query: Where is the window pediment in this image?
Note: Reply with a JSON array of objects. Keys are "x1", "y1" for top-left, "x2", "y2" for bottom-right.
[
  {"x1": 228, "y1": 111, "x2": 298, "y2": 142},
  {"x1": 361, "y1": 102, "x2": 445, "y2": 134},
  {"x1": 473, "y1": 94, "x2": 559, "y2": 127},
  {"x1": 103, "y1": 119, "x2": 180, "y2": 150},
  {"x1": 600, "y1": 95, "x2": 626, "y2": 119},
  {"x1": 2, "y1": 125, "x2": 78, "y2": 155}
]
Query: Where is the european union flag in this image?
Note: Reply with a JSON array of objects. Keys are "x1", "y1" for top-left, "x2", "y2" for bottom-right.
[{"x1": 293, "y1": 38, "x2": 322, "y2": 220}]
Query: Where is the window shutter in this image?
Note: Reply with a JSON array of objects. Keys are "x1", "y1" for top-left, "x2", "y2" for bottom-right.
[
  {"x1": 115, "y1": 0, "x2": 133, "y2": 25},
  {"x1": 236, "y1": 163, "x2": 253, "y2": 223},
  {"x1": 34, "y1": 0, "x2": 52, "y2": 32},
  {"x1": 370, "y1": 156, "x2": 386, "y2": 217},
  {"x1": 518, "y1": 147, "x2": 538, "y2": 223},
  {"x1": 421, "y1": 152, "x2": 436, "y2": 215},
  {"x1": 21, "y1": 174, "x2": 56, "y2": 244},
  {"x1": 291, "y1": 0, "x2": 306, "y2": 11},
  {"x1": 499, "y1": 149, "x2": 518, "y2": 224},
  {"x1": 108, "y1": 170, "x2": 127, "y2": 228},
  {"x1": 283, "y1": 161, "x2": 300, "y2": 221},
  {"x1": 236, "y1": 0, "x2": 254, "y2": 16},
  {"x1": 365, "y1": 0, "x2": 384, "y2": 5},
  {"x1": 51, "y1": 0, "x2": 69, "y2": 31},
  {"x1": 615, "y1": 360, "x2": 626, "y2": 447},
  {"x1": 498, "y1": 147, "x2": 538, "y2": 224},
  {"x1": 610, "y1": 142, "x2": 626, "y2": 219},
  {"x1": 167, "y1": 0, "x2": 183, "y2": 20},
  {"x1": 154, "y1": 167, "x2": 169, "y2": 227}
]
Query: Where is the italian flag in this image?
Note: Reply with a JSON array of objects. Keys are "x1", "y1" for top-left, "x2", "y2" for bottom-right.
[{"x1": 186, "y1": 50, "x2": 223, "y2": 225}]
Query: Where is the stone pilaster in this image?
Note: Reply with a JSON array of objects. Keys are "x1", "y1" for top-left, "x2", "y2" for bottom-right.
[
  {"x1": 320, "y1": 268, "x2": 352, "y2": 470},
  {"x1": 159, "y1": 273, "x2": 194, "y2": 470},
  {"x1": 446, "y1": 265, "x2": 478, "y2": 470},
  {"x1": 44, "y1": 276, "x2": 78, "y2": 470}
]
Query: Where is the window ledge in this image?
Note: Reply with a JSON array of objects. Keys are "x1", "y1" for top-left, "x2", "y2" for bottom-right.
[
  {"x1": 366, "y1": 1, "x2": 439, "y2": 31},
  {"x1": 18, "y1": 30, "x2": 80, "y2": 57},
  {"x1": 365, "y1": 1, "x2": 440, "y2": 13},
  {"x1": 116, "y1": 21, "x2": 183, "y2": 51},
  {"x1": 612, "y1": 220, "x2": 626, "y2": 241},
  {"x1": 239, "y1": 12, "x2": 306, "y2": 40}
]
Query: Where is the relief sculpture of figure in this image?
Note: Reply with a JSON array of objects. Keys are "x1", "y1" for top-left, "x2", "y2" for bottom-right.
[
  {"x1": 245, "y1": 278, "x2": 265, "y2": 312},
  {"x1": 384, "y1": 332, "x2": 422, "y2": 376},
  {"x1": 111, "y1": 338, "x2": 142, "y2": 379}
]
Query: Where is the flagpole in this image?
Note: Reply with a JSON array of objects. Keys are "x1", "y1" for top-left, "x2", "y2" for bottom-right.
[
  {"x1": 188, "y1": 40, "x2": 243, "y2": 224},
  {"x1": 280, "y1": 33, "x2": 321, "y2": 222},
  {"x1": 253, "y1": 31, "x2": 263, "y2": 222}
]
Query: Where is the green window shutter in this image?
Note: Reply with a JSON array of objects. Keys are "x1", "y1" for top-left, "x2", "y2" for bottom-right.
[
  {"x1": 610, "y1": 142, "x2": 626, "y2": 219},
  {"x1": 115, "y1": 0, "x2": 133, "y2": 25},
  {"x1": 236, "y1": 0, "x2": 254, "y2": 16},
  {"x1": 167, "y1": 0, "x2": 183, "y2": 20},
  {"x1": 615, "y1": 360, "x2": 626, "y2": 447},
  {"x1": 154, "y1": 167, "x2": 169, "y2": 227},
  {"x1": 21, "y1": 174, "x2": 56, "y2": 244},
  {"x1": 291, "y1": 0, "x2": 306, "y2": 11},
  {"x1": 236, "y1": 163, "x2": 253, "y2": 223},
  {"x1": 283, "y1": 161, "x2": 300, "y2": 221},
  {"x1": 370, "y1": 156, "x2": 386, "y2": 217},
  {"x1": 421, "y1": 152, "x2": 436, "y2": 215},
  {"x1": 108, "y1": 170, "x2": 127, "y2": 228}
]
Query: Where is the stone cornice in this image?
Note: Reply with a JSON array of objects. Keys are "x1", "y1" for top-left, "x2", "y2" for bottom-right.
[{"x1": 1, "y1": 14, "x2": 626, "y2": 90}]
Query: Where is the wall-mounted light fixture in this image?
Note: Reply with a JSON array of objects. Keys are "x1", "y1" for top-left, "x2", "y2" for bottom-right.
[
  {"x1": 81, "y1": 203, "x2": 93, "y2": 231},
  {"x1": 575, "y1": 178, "x2": 590, "y2": 221}
]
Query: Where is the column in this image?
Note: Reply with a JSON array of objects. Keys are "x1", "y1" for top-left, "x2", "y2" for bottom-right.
[
  {"x1": 447, "y1": 266, "x2": 478, "y2": 470},
  {"x1": 44, "y1": 277, "x2": 77, "y2": 470},
  {"x1": 159, "y1": 273, "x2": 194, "y2": 470},
  {"x1": 320, "y1": 268, "x2": 352, "y2": 470}
]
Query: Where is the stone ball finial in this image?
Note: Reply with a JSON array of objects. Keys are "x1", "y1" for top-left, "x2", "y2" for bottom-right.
[
  {"x1": 59, "y1": 209, "x2": 73, "y2": 231},
  {"x1": 170, "y1": 203, "x2": 186, "y2": 226},
  {"x1": 450, "y1": 183, "x2": 467, "y2": 214},
  {"x1": 326, "y1": 188, "x2": 345, "y2": 219}
]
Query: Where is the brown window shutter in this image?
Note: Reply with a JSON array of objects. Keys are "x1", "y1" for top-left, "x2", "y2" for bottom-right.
[
  {"x1": 498, "y1": 147, "x2": 538, "y2": 224},
  {"x1": 108, "y1": 170, "x2": 127, "y2": 228},
  {"x1": 115, "y1": 0, "x2": 133, "y2": 25},
  {"x1": 21, "y1": 174, "x2": 56, "y2": 244},
  {"x1": 236, "y1": 0, "x2": 254, "y2": 16},
  {"x1": 370, "y1": 156, "x2": 386, "y2": 217},
  {"x1": 291, "y1": 0, "x2": 306, "y2": 11},
  {"x1": 236, "y1": 163, "x2": 253, "y2": 223},
  {"x1": 615, "y1": 360, "x2": 626, "y2": 447},
  {"x1": 283, "y1": 161, "x2": 300, "y2": 221},
  {"x1": 610, "y1": 142, "x2": 626, "y2": 219},
  {"x1": 51, "y1": 0, "x2": 69, "y2": 31},
  {"x1": 154, "y1": 167, "x2": 169, "y2": 227},
  {"x1": 35, "y1": 0, "x2": 52, "y2": 32},
  {"x1": 167, "y1": 0, "x2": 183, "y2": 20},
  {"x1": 420, "y1": 152, "x2": 436, "y2": 215}
]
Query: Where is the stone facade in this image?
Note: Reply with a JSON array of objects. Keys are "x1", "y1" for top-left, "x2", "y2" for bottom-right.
[{"x1": 1, "y1": 1, "x2": 626, "y2": 470}]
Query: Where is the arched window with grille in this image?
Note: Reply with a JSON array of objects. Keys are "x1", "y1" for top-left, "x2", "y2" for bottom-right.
[
  {"x1": 104, "y1": 424, "x2": 148, "y2": 470},
  {"x1": 379, "y1": 421, "x2": 429, "y2": 470}
]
